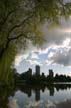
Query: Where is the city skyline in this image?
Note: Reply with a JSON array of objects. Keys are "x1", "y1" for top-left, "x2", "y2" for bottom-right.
[
  {"x1": 15, "y1": 65, "x2": 71, "y2": 77},
  {"x1": 15, "y1": 17, "x2": 71, "y2": 76}
]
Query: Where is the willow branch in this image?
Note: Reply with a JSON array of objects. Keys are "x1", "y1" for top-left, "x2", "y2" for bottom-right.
[
  {"x1": 7, "y1": 1, "x2": 42, "y2": 38},
  {"x1": 0, "y1": 8, "x2": 18, "y2": 32},
  {"x1": 8, "y1": 33, "x2": 31, "y2": 42}
]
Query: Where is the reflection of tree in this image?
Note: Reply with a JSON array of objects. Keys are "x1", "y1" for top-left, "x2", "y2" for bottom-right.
[
  {"x1": 28, "y1": 90, "x2": 32, "y2": 97},
  {"x1": 18, "y1": 86, "x2": 32, "y2": 97},
  {"x1": 55, "y1": 84, "x2": 71, "y2": 91},
  {"x1": 0, "y1": 86, "x2": 14, "y2": 108},
  {"x1": 42, "y1": 86, "x2": 45, "y2": 93}
]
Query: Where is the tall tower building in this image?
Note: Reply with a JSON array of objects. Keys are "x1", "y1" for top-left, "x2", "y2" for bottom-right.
[
  {"x1": 49, "y1": 69, "x2": 54, "y2": 77},
  {"x1": 35, "y1": 65, "x2": 40, "y2": 76}
]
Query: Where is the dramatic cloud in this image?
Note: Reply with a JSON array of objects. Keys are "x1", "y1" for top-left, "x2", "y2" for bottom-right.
[
  {"x1": 15, "y1": 54, "x2": 29, "y2": 66},
  {"x1": 31, "y1": 53, "x2": 39, "y2": 59},
  {"x1": 15, "y1": 16, "x2": 71, "y2": 74},
  {"x1": 48, "y1": 52, "x2": 55, "y2": 58},
  {"x1": 63, "y1": 38, "x2": 71, "y2": 47},
  {"x1": 38, "y1": 48, "x2": 49, "y2": 54},
  {"x1": 27, "y1": 59, "x2": 42, "y2": 65},
  {"x1": 42, "y1": 17, "x2": 71, "y2": 48},
  {"x1": 45, "y1": 59, "x2": 53, "y2": 65},
  {"x1": 48, "y1": 48, "x2": 71, "y2": 66}
]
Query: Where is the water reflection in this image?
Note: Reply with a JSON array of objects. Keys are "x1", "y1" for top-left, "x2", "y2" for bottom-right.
[
  {"x1": 1, "y1": 84, "x2": 71, "y2": 108},
  {"x1": 15, "y1": 84, "x2": 71, "y2": 98},
  {"x1": 0, "y1": 86, "x2": 14, "y2": 108}
]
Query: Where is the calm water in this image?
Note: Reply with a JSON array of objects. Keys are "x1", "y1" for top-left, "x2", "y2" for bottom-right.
[{"x1": 1, "y1": 84, "x2": 71, "y2": 108}]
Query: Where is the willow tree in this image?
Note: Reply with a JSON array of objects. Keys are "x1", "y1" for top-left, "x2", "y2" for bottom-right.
[{"x1": 0, "y1": 0, "x2": 71, "y2": 84}]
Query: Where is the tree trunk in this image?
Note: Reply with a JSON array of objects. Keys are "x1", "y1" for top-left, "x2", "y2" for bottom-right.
[{"x1": 0, "y1": 39, "x2": 10, "y2": 58}]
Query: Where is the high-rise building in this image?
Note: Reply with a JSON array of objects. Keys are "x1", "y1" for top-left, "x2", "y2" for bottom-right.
[
  {"x1": 49, "y1": 69, "x2": 54, "y2": 77},
  {"x1": 35, "y1": 65, "x2": 40, "y2": 75}
]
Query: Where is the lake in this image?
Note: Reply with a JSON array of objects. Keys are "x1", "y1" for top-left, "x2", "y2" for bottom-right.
[{"x1": 1, "y1": 84, "x2": 71, "y2": 108}]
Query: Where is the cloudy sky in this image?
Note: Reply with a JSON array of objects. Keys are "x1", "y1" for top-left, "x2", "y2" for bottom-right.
[{"x1": 15, "y1": 16, "x2": 71, "y2": 76}]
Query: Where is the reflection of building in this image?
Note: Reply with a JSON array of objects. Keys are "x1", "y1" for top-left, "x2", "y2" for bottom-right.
[
  {"x1": 35, "y1": 89, "x2": 40, "y2": 101},
  {"x1": 35, "y1": 65, "x2": 40, "y2": 76},
  {"x1": 27, "y1": 89, "x2": 32, "y2": 97},
  {"x1": 49, "y1": 69, "x2": 54, "y2": 77},
  {"x1": 49, "y1": 87, "x2": 54, "y2": 96}
]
